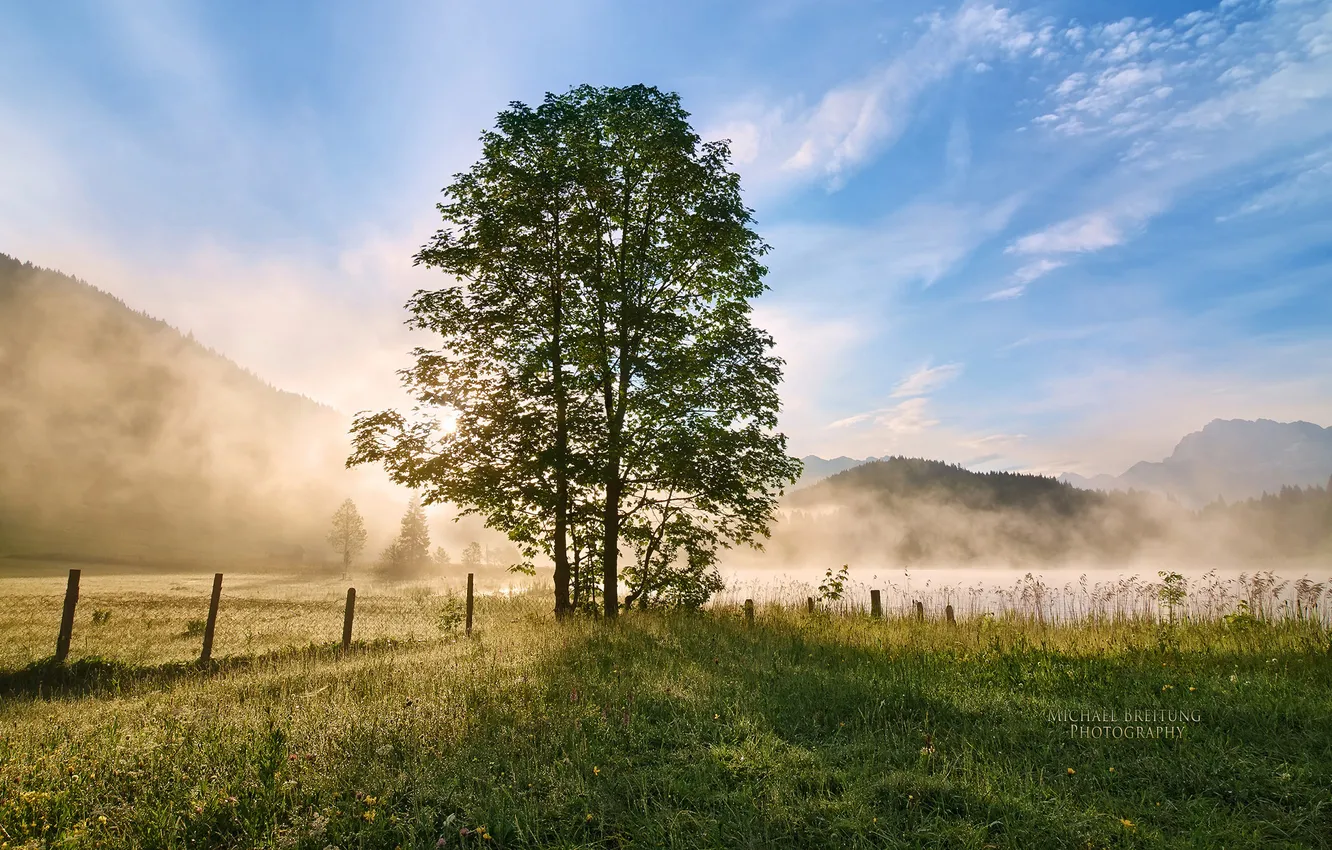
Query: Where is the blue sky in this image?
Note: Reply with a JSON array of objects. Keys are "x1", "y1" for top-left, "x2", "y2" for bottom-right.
[{"x1": 3, "y1": 0, "x2": 1330, "y2": 476}]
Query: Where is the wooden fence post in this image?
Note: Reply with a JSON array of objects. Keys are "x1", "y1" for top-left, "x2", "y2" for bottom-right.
[
  {"x1": 465, "y1": 573, "x2": 474, "y2": 637},
  {"x1": 200, "y1": 573, "x2": 223, "y2": 664},
  {"x1": 945, "y1": 604, "x2": 956, "y2": 625},
  {"x1": 806, "y1": 596, "x2": 815, "y2": 614},
  {"x1": 342, "y1": 587, "x2": 356, "y2": 652},
  {"x1": 914, "y1": 600, "x2": 925, "y2": 622},
  {"x1": 744, "y1": 598, "x2": 755, "y2": 626},
  {"x1": 55, "y1": 568, "x2": 80, "y2": 663},
  {"x1": 870, "y1": 589, "x2": 882, "y2": 619}
]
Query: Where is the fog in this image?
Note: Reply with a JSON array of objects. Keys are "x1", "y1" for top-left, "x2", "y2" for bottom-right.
[
  {"x1": 3, "y1": 256, "x2": 1328, "y2": 611},
  {"x1": 714, "y1": 478, "x2": 1332, "y2": 620},
  {"x1": 0, "y1": 256, "x2": 512, "y2": 570}
]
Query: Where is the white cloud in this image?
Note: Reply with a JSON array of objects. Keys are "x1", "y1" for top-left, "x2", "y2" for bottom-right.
[
  {"x1": 983, "y1": 257, "x2": 1067, "y2": 299},
  {"x1": 1034, "y1": 1, "x2": 1332, "y2": 140},
  {"x1": 893, "y1": 363, "x2": 963, "y2": 397},
  {"x1": 1006, "y1": 1, "x2": 1332, "y2": 284},
  {"x1": 1016, "y1": 258, "x2": 1068, "y2": 285},
  {"x1": 829, "y1": 397, "x2": 940, "y2": 433},
  {"x1": 878, "y1": 397, "x2": 940, "y2": 433},
  {"x1": 983, "y1": 285, "x2": 1027, "y2": 301},
  {"x1": 708, "y1": 1, "x2": 1044, "y2": 194},
  {"x1": 1009, "y1": 213, "x2": 1123, "y2": 254},
  {"x1": 964, "y1": 433, "x2": 1027, "y2": 449}
]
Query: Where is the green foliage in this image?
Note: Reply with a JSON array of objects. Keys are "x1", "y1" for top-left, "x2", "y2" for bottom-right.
[
  {"x1": 1158, "y1": 570, "x2": 1187, "y2": 623},
  {"x1": 349, "y1": 84, "x2": 800, "y2": 617},
  {"x1": 437, "y1": 595, "x2": 465, "y2": 633},
  {"x1": 1223, "y1": 600, "x2": 1263, "y2": 633},
  {"x1": 818, "y1": 564, "x2": 849, "y2": 604}
]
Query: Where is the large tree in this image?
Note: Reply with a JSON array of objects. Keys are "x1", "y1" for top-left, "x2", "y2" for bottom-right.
[
  {"x1": 326, "y1": 498, "x2": 367, "y2": 579},
  {"x1": 351, "y1": 94, "x2": 598, "y2": 614},
  {"x1": 349, "y1": 84, "x2": 799, "y2": 617}
]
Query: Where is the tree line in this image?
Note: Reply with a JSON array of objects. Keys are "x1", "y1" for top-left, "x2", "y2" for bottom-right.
[
  {"x1": 347, "y1": 85, "x2": 800, "y2": 617},
  {"x1": 326, "y1": 497, "x2": 522, "y2": 581}
]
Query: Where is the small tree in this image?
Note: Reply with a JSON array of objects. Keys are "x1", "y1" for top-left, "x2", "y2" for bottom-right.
[
  {"x1": 326, "y1": 498, "x2": 367, "y2": 579},
  {"x1": 1158, "y1": 570, "x2": 1187, "y2": 624},
  {"x1": 461, "y1": 542, "x2": 483, "y2": 568},
  {"x1": 379, "y1": 497, "x2": 432, "y2": 578}
]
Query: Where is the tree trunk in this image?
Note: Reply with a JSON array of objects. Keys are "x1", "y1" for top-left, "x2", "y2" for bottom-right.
[
  {"x1": 636, "y1": 517, "x2": 666, "y2": 611},
  {"x1": 571, "y1": 542, "x2": 582, "y2": 610},
  {"x1": 602, "y1": 454, "x2": 621, "y2": 619},
  {"x1": 551, "y1": 261, "x2": 571, "y2": 619}
]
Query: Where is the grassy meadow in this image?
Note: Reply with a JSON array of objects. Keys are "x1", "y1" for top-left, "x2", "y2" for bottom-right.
[{"x1": 1, "y1": 569, "x2": 1331, "y2": 849}]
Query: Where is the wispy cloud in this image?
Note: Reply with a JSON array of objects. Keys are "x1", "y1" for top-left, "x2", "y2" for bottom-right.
[
  {"x1": 827, "y1": 361, "x2": 962, "y2": 438},
  {"x1": 983, "y1": 285, "x2": 1026, "y2": 301},
  {"x1": 766, "y1": 195, "x2": 1022, "y2": 305},
  {"x1": 983, "y1": 258, "x2": 1067, "y2": 300},
  {"x1": 710, "y1": 1, "x2": 1049, "y2": 193},
  {"x1": 828, "y1": 396, "x2": 940, "y2": 433},
  {"x1": 1009, "y1": 214, "x2": 1124, "y2": 255},
  {"x1": 893, "y1": 362, "x2": 963, "y2": 397},
  {"x1": 1219, "y1": 145, "x2": 1332, "y2": 220},
  {"x1": 1009, "y1": 0, "x2": 1332, "y2": 277}
]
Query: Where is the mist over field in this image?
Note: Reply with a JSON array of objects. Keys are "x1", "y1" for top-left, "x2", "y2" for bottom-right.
[{"x1": 4, "y1": 248, "x2": 1329, "y2": 596}]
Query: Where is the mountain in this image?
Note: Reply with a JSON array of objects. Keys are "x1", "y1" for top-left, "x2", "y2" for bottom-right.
[
  {"x1": 794, "y1": 455, "x2": 878, "y2": 488},
  {"x1": 0, "y1": 253, "x2": 374, "y2": 563},
  {"x1": 1061, "y1": 419, "x2": 1332, "y2": 506}
]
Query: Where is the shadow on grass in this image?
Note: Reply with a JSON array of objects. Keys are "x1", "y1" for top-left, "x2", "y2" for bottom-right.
[
  {"x1": 518, "y1": 612, "x2": 1332, "y2": 849},
  {"x1": 0, "y1": 636, "x2": 441, "y2": 702}
]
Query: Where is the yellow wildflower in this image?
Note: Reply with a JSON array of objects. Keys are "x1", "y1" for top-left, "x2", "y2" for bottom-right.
[
  {"x1": 1067, "y1": 768, "x2": 1076, "y2": 775},
  {"x1": 1121, "y1": 819, "x2": 1135, "y2": 830},
  {"x1": 593, "y1": 766, "x2": 600, "y2": 776}
]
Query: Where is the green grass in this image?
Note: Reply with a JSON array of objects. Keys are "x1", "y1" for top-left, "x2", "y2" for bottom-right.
[{"x1": 1, "y1": 575, "x2": 1330, "y2": 849}]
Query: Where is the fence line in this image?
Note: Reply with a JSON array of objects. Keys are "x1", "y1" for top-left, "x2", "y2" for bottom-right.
[
  {"x1": 47, "y1": 569, "x2": 479, "y2": 665},
  {"x1": 40, "y1": 567, "x2": 1332, "y2": 665}
]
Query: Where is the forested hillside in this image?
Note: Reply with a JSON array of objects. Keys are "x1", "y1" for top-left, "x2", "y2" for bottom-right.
[
  {"x1": 0, "y1": 254, "x2": 360, "y2": 564},
  {"x1": 773, "y1": 456, "x2": 1332, "y2": 567}
]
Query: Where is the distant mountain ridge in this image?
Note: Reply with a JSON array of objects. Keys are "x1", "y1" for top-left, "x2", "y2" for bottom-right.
[
  {"x1": 1060, "y1": 419, "x2": 1332, "y2": 506},
  {"x1": 794, "y1": 455, "x2": 879, "y2": 488}
]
